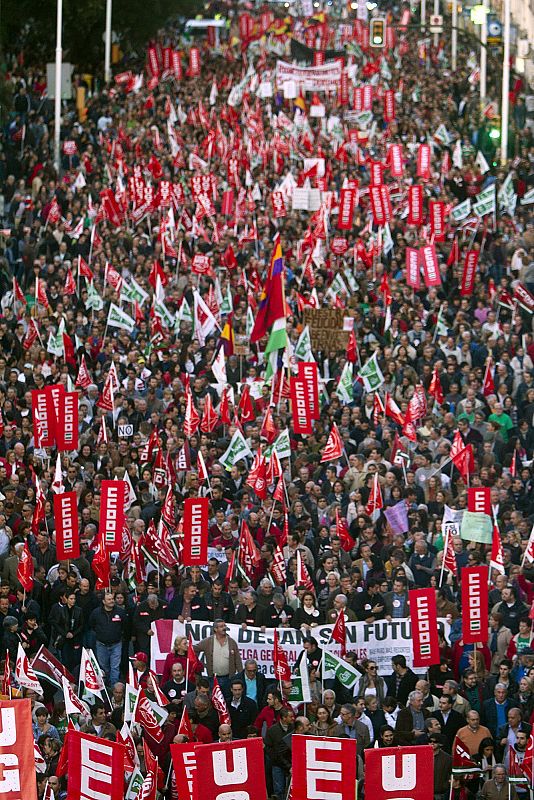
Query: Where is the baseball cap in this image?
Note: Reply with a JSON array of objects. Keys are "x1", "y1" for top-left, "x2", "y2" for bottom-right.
[{"x1": 131, "y1": 652, "x2": 148, "y2": 664}]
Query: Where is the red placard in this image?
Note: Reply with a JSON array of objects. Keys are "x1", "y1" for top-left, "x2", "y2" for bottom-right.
[
  {"x1": 291, "y1": 377, "x2": 313, "y2": 435},
  {"x1": 54, "y1": 491, "x2": 80, "y2": 560},
  {"x1": 468, "y1": 487, "x2": 491, "y2": 515},
  {"x1": 409, "y1": 588, "x2": 441, "y2": 668},
  {"x1": 56, "y1": 391, "x2": 79, "y2": 451},
  {"x1": 292, "y1": 736, "x2": 357, "y2": 800},
  {"x1": 389, "y1": 144, "x2": 403, "y2": 177},
  {"x1": 408, "y1": 185, "x2": 423, "y2": 226},
  {"x1": 429, "y1": 201, "x2": 446, "y2": 242},
  {"x1": 32, "y1": 388, "x2": 57, "y2": 447},
  {"x1": 195, "y1": 739, "x2": 266, "y2": 800},
  {"x1": 338, "y1": 189, "x2": 356, "y2": 230},
  {"x1": 0, "y1": 700, "x2": 37, "y2": 800},
  {"x1": 420, "y1": 244, "x2": 442, "y2": 287},
  {"x1": 417, "y1": 143, "x2": 431, "y2": 180},
  {"x1": 298, "y1": 362, "x2": 320, "y2": 420},
  {"x1": 406, "y1": 247, "x2": 421, "y2": 289},
  {"x1": 170, "y1": 743, "x2": 198, "y2": 800},
  {"x1": 461, "y1": 566, "x2": 489, "y2": 644},
  {"x1": 461, "y1": 250, "x2": 479, "y2": 296},
  {"x1": 67, "y1": 730, "x2": 125, "y2": 800},
  {"x1": 99, "y1": 480, "x2": 126, "y2": 551},
  {"x1": 365, "y1": 745, "x2": 434, "y2": 800},
  {"x1": 182, "y1": 497, "x2": 209, "y2": 566}
]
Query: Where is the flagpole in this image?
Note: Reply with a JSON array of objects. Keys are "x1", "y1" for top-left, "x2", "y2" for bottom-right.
[{"x1": 439, "y1": 528, "x2": 449, "y2": 588}]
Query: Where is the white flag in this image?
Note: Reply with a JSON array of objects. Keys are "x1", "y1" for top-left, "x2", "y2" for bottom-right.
[
  {"x1": 193, "y1": 290, "x2": 219, "y2": 346},
  {"x1": 16, "y1": 643, "x2": 43, "y2": 693},
  {"x1": 475, "y1": 150, "x2": 490, "y2": 175},
  {"x1": 52, "y1": 453, "x2": 64, "y2": 494},
  {"x1": 219, "y1": 429, "x2": 253, "y2": 470},
  {"x1": 452, "y1": 140, "x2": 463, "y2": 169},
  {"x1": 211, "y1": 347, "x2": 227, "y2": 385}
]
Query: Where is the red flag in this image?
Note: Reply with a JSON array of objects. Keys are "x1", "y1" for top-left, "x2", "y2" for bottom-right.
[
  {"x1": 335, "y1": 509, "x2": 353, "y2": 553},
  {"x1": 177, "y1": 706, "x2": 194, "y2": 741},
  {"x1": 273, "y1": 629, "x2": 291, "y2": 681},
  {"x1": 200, "y1": 393, "x2": 219, "y2": 433},
  {"x1": 211, "y1": 677, "x2": 230, "y2": 724},
  {"x1": 452, "y1": 735, "x2": 482, "y2": 775},
  {"x1": 91, "y1": 533, "x2": 110, "y2": 589},
  {"x1": 78, "y1": 255, "x2": 94, "y2": 280},
  {"x1": 246, "y1": 450, "x2": 268, "y2": 500},
  {"x1": 365, "y1": 473, "x2": 383, "y2": 516},
  {"x1": 331, "y1": 609, "x2": 347, "y2": 656},
  {"x1": 238, "y1": 520, "x2": 261, "y2": 578},
  {"x1": 75, "y1": 355, "x2": 92, "y2": 389},
  {"x1": 17, "y1": 542, "x2": 34, "y2": 591},
  {"x1": 320, "y1": 423, "x2": 344, "y2": 463},
  {"x1": 134, "y1": 688, "x2": 164, "y2": 742},
  {"x1": 482, "y1": 359, "x2": 495, "y2": 396},
  {"x1": 183, "y1": 387, "x2": 200, "y2": 437},
  {"x1": 443, "y1": 525, "x2": 458, "y2": 576},
  {"x1": 428, "y1": 368, "x2": 444, "y2": 405}
]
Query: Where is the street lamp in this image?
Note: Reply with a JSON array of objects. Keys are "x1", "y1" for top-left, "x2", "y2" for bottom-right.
[
  {"x1": 501, "y1": 0, "x2": 510, "y2": 164},
  {"x1": 104, "y1": 0, "x2": 112, "y2": 84},
  {"x1": 54, "y1": 0, "x2": 62, "y2": 171}
]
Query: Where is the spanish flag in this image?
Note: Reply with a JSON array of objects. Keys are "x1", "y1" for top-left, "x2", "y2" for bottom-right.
[{"x1": 220, "y1": 315, "x2": 235, "y2": 356}]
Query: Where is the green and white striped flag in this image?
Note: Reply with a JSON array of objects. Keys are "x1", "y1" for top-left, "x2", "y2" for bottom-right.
[
  {"x1": 176, "y1": 297, "x2": 193, "y2": 325},
  {"x1": 323, "y1": 651, "x2": 360, "y2": 689},
  {"x1": 86, "y1": 281, "x2": 104, "y2": 311},
  {"x1": 450, "y1": 199, "x2": 471, "y2": 222},
  {"x1": 295, "y1": 325, "x2": 313, "y2": 360},
  {"x1": 154, "y1": 300, "x2": 175, "y2": 329},
  {"x1": 264, "y1": 428, "x2": 292, "y2": 461},
  {"x1": 220, "y1": 285, "x2": 233, "y2": 316},
  {"x1": 246, "y1": 306, "x2": 255, "y2": 337},
  {"x1": 358, "y1": 352, "x2": 384, "y2": 392},
  {"x1": 107, "y1": 302, "x2": 136, "y2": 332},
  {"x1": 126, "y1": 769, "x2": 144, "y2": 800},
  {"x1": 219, "y1": 429, "x2": 253, "y2": 470},
  {"x1": 290, "y1": 657, "x2": 311, "y2": 704},
  {"x1": 337, "y1": 361, "x2": 354, "y2": 403},
  {"x1": 121, "y1": 277, "x2": 149, "y2": 306},
  {"x1": 265, "y1": 319, "x2": 288, "y2": 355}
]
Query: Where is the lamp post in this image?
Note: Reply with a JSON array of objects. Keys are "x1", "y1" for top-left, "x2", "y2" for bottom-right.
[
  {"x1": 480, "y1": 0, "x2": 488, "y2": 101},
  {"x1": 501, "y1": 0, "x2": 511, "y2": 164},
  {"x1": 104, "y1": 0, "x2": 112, "y2": 84},
  {"x1": 54, "y1": 0, "x2": 62, "y2": 171},
  {"x1": 452, "y1": 0, "x2": 458, "y2": 70}
]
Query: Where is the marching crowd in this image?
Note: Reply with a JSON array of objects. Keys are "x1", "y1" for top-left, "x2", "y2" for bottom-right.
[{"x1": 0, "y1": 0, "x2": 534, "y2": 798}]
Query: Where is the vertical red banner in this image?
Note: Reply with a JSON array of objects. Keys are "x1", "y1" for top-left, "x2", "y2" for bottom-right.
[
  {"x1": 54, "y1": 491, "x2": 80, "y2": 560},
  {"x1": 182, "y1": 497, "x2": 209, "y2": 566},
  {"x1": 409, "y1": 588, "x2": 441, "y2": 668},
  {"x1": 298, "y1": 362, "x2": 320, "y2": 420},
  {"x1": 195, "y1": 739, "x2": 266, "y2": 800},
  {"x1": 170, "y1": 743, "x2": 198, "y2": 800},
  {"x1": 406, "y1": 248, "x2": 421, "y2": 289},
  {"x1": 408, "y1": 185, "x2": 423, "y2": 226},
  {"x1": 292, "y1": 736, "x2": 357, "y2": 800},
  {"x1": 429, "y1": 201, "x2": 446, "y2": 241},
  {"x1": 99, "y1": 480, "x2": 126, "y2": 551},
  {"x1": 461, "y1": 250, "x2": 479, "y2": 296},
  {"x1": 337, "y1": 189, "x2": 356, "y2": 230},
  {"x1": 32, "y1": 388, "x2": 56, "y2": 447},
  {"x1": 56, "y1": 391, "x2": 79, "y2": 451},
  {"x1": 420, "y1": 245, "x2": 442, "y2": 287},
  {"x1": 291, "y1": 377, "x2": 313, "y2": 435},
  {"x1": 461, "y1": 566, "x2": 489, "y2": 644}
]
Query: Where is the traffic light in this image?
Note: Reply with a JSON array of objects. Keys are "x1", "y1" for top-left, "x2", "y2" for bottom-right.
[{"x1": 369, "y1": 18, "x2": 386, "y2": 47}]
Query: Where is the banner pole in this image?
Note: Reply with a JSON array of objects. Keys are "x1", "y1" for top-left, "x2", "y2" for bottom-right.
[{"x1": 439, "y1": 529, "x2": 449, "y2": 587}]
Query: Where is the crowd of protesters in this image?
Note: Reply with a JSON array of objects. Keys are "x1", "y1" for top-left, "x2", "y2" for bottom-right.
[{"x1": 0, "y1": 1, "x2": 534, "y2": 799}]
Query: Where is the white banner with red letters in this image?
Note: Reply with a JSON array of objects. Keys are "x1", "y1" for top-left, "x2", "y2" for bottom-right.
[
  {"x1": 150, "y1": 619, "x2": 450, "y2": 678},
  {"x1": 275, "y1": 60, "x2": 343, "y2": 91}
]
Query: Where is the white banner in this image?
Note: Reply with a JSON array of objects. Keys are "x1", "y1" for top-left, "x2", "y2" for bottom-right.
[
  {"x1": 150, "y1": 619, "x2": 450, "y2": 678},
  {"x1": 275, "y1": 60, "x2": 343, "y2": 91}
]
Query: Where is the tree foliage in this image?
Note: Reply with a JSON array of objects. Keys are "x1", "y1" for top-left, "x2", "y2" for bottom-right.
[{"x1": 1, "y1": 0, "x2": 197, "y2": 71}]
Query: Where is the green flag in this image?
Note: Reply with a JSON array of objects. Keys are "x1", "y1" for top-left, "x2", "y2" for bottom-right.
[
  {"x1": 219, "y1": 430, "x2": 253, "y2": 470},
  {"x1": 121, "y1": 277, "x2": 149, "y2": 306},
  {"x1": 126, "y1": 769, "x2": 144, "y2": 800},
  {"x1": 450, "y1": 199, "x2": 471, "y2": 222},
  {"x1": 86, "y1": 281, "x2": 104, "y2": 311},
  {"x1": 265, "y1": 318, "x2": 288, "y2": 355},
  {"x1": 323, "y1": 651, "x2": 360, "y2": 689}
]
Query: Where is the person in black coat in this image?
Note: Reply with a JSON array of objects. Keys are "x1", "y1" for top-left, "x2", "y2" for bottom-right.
[
  {"x1": 433, "y1": 694, "x2": 465, "y2": 751},
  {"x1": 495, "y1": 708, "x2": 531, "y2": 762},
  {"x1": 385, "y1": 655, "x2": 418, "y2": 706},
  {"x1": 164, "y1": 582, "x2": 207, "y2": 621},
  {"x1": 233, "y1": 660, "x2": 268, "y2": 709},
  {"x1": 234, "y1": 590, "x2": 264, "y2": 627},
  {"x1": 132, "y1": 595, "x2": 167, "y2": 655},
  {"x1": 227, "y1": 679, "x2": 258, "y2": 739}
]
